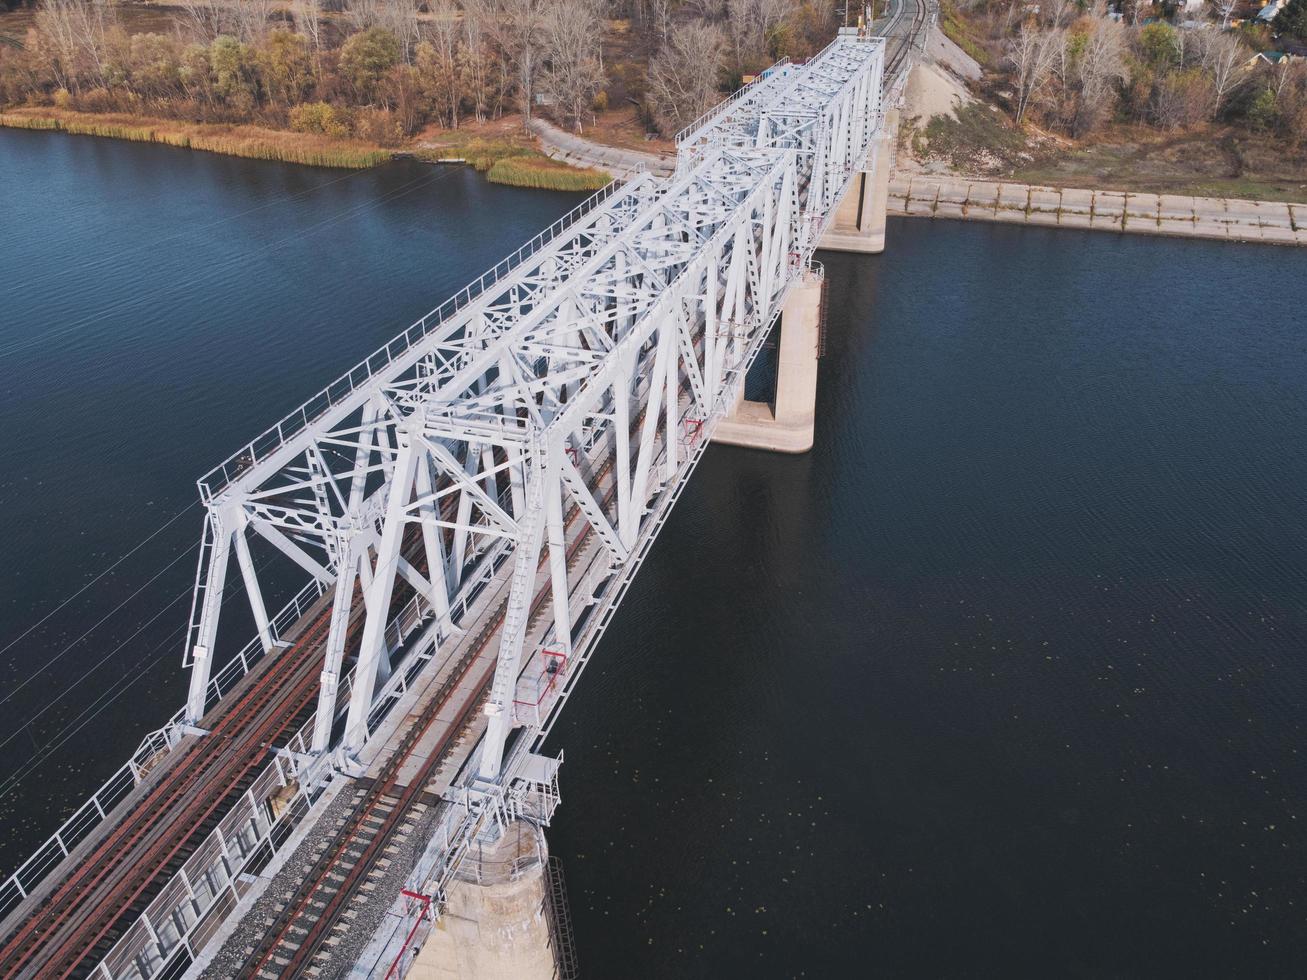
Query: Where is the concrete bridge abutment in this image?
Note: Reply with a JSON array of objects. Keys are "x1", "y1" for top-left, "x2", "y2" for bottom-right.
[
  {"x1": 408, "y1": 821, "x2": 570, "y2": 980},
  {"x1": 713, "y1": 266, "x2": 825, "y2": 454}
]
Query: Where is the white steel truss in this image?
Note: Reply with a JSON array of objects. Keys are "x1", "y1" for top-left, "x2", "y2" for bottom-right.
[
  {"x1": 181, "y1": 33, "x2": 886, "y2": 782},
  {"x1": 1, "y1": 31, "x2": 911, "y2": 980}
]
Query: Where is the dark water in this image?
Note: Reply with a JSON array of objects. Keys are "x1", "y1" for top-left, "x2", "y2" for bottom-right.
[{"x1": 3, "y1": 128, "x2": 1306, "y2": 975}]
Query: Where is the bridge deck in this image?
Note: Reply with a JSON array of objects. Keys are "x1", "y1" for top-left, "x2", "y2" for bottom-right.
[{"x1": 193, "y1": 426, "x2": 622, "y2": 979}]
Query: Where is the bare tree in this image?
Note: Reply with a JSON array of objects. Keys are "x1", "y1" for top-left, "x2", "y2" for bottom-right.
[
  {"x1": 649, "y1": 0, "x2": 675, "y2": 40},
  {"x1": 647, "y1": 18, "x2": 723, "y2": 134},
  {"x1": 491, "y1": 0, "x2": 546, "y2": 120},
  {"x1": 347, "y1": 0, "x2": 420, "y2": 56},
  {"x1": 229, "y1": 0, "x2": 274, "y2": 43},
  {"x1": 1209, "y1": 0, "x2": 1236, "y2": 28},
  {"x1": 1007, "y1": 23, "x2": 1061, "y2": 123},
  {"x1": 724, "y1": 0, "x2": 797, "y2": 70},
  {"x1": 294, "y1": 0, "x2": 325, "y2": 52},
  {"x1": 540, "y1": 0, "x2": 607, "y2": 132},
  {"x1": 176, "y1": 0, "x2": 225, "y2": 43},
  {"x1": 418, "y1": 0, "x2": 463, "y2": 127},
  {"x1": 35, "y1": 0, "x2": 109, "y2": 91},
  {"x1": 1073, "y1": 18, "x2": 1127, "y2": 134},
  {"x1": 1192, "y1": 29, "x2": 1244, "y2": 117}
]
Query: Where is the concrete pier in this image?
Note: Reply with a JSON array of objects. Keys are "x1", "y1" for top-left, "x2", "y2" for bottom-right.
[
  {"x1": 409, "y1": 821, "x2": 559, "y2": 980},
  {"x1": 820, "y1": 109, "x2": 898, "y2": 255},
  {"x1": 714, "y1": 267, "x2": 824, "y2": 454}
]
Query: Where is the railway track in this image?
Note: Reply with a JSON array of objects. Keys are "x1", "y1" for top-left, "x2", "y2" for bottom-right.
[
  {"x1": 0, "y1": 603, "x2": 340, "y2": 978},
  {"x1": 239, "y1": 453, "x2": 624, "y2": 978},
  {"x1": 0, "y1": 529, "x2": 434, "y2": 979}
]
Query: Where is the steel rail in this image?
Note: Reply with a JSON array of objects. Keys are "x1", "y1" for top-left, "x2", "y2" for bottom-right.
[
  {"x1": 0, "y1": 610, "x2": 334, "y2": 976},
  {"x1": 243, "y1": 450, "x2": 623, "y2": 978}
]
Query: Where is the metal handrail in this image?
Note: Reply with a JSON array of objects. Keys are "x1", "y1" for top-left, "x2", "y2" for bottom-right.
[{"x1": 198, "y1": 176, "x2": 638, "y2": 503}]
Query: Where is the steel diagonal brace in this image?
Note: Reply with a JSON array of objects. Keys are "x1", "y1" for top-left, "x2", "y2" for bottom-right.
[{"x1": 558, "y1": 451, "x2": 629, "y2": 564}]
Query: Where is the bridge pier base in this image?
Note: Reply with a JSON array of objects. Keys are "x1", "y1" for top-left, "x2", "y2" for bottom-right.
[
  {"x1": 819, "y1": 109, "x2": 898, "y2": 255},
  {"x1": 713, "y1": 266, "x2": 824, "y2": 454},
  {"x1": 407, "y1": 821, "x2": 564, "y2": 980}
]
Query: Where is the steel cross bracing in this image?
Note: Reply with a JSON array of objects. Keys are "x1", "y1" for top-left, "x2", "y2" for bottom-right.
[
  {"x1": 183, "y1": 31, "x2": 886, "y2": 778},
  {"x1": 0, "y1": 33, "x2": 886, "y2": 980}
]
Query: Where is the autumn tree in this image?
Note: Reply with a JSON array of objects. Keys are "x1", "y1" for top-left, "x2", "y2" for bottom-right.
[{"x1": 340, "y1": 25, "x2": 401, "y2": 103}]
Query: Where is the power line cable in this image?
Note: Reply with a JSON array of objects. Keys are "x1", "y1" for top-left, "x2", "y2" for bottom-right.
[{"x1": 0, "y1": 501, "x2": 199, "y2": 663}]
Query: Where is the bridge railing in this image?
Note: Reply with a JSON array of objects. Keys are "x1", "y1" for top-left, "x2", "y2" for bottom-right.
[
  {"x1": 673, "y1": 57, "x2": 792, "y2": 148},
  {"x1": 0, "y1": 575, "x2": 326, "y2": 925},
  {"x1": 198, "y1": 176, "x2": 637, "y2": 504}
]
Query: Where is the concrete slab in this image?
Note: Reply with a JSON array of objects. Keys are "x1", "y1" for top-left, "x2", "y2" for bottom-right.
[
  {"x1": 1258, "y1": 224, "x2": 1299, "y2": 244},
  {"x1": 1225, "y1": 223, "x2": 1261, "y2": 242},
  {"x1": 1191, "y1": 219, "x2": 1229, "y2": 240},
  {"x1": 1158, "y1": 194, "x2": 1196, "y2": 220},
  {"x1": 1025, "y1": 210, "x2": 1059, "y2": 227},
  {"x1": 997, "y1": 185, "x2": 1029, "y2": 212},
  {"x1": 986, "y1": 207, "x2": 1029, "y2": 223},
  {"x1": 1158, "y1": 218, "x2": 1197, "y2": 238},
  {"x1": 1059, "y1": 211, "x2": 1092, "y2": 229},
  {"x1": 1124, "y1": 193, "x2": 1160, "y2": 221},
  {"x1": 1257, "y1": 202, "x2": 1294, "y2": 226},
  {"x1": 934, "y1": 200, "x2": 966, "y2": 218},
  {"x1": 905, "y1": 195, "x2": 936, "y2": 216},
  {"x1": 1289, "y1": 204, "x2": 1304, "y2": 231},
  {"x1": 1060, "y1": 188, "x2": 1094, "y2": 211},
  {"x1": 935, "y1": 180, "x2": 970, "y2": 205},
  {"x1": 1223, "y1": 198, "x2": 1262, "y2": 218},
  {"x1": 1092, "y1": 192, "x2": 1125, "y2": 220},
  {"x1": 1029, "y1": 189, "x2": 1061, "y2": 216}
]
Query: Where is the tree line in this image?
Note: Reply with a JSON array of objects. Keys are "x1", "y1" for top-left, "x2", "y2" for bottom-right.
[
  {"x1": 0, "y1": 0, "x2": 840, "y2": 143},
  {"x1": 981, "y1": 0, "x2": 1307, "y2": 146}
]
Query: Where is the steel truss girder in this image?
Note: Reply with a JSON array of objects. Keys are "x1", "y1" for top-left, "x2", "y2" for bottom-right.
[{"x1": 182, "y1": 36, "x2": 887, "y2": 784}]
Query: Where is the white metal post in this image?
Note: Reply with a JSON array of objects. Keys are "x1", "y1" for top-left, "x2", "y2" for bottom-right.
[
  {"x1": 186, "y1": 513, "x2": 233, "y2": 724},
  {"x1": 343, "y1": 433, "x2": 420, "y2": 755}
]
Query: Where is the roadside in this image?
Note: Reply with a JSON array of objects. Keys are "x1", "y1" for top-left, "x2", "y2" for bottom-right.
[{"x1": 527, "y1": 115, "x2": 674, "y2": 179}]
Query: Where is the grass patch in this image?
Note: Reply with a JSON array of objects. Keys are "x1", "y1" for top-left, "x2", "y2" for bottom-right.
[
  {"x1": 0, "y1": 109, "x2": 392, "y2": 168},
  {"x1": 414, "y1": 135, "x2": 538, "y2": 171},
  {"x1": 914, "y1": 103, "x2": 1035, "y2": 172},
  {"x1": 417, "y1": 131, "x2": 610, "y2": 191},
  {"x1": 939, "y1": 0, "x2": 992, "y2": 71},
  {"x1": 485, "y1": 155, "x2": 610, "y2": 192}
]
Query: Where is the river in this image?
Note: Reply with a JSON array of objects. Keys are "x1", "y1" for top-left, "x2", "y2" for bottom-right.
[{"x1": 1, "y1": 127, "x2": 1304, "y2": 976}]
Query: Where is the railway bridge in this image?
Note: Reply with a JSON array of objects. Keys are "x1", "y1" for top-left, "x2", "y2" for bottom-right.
[{"x1": 0, "y1": 8, "x2": 931, "y2": 978}]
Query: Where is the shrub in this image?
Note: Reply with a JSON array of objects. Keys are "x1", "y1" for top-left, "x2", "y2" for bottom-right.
[{"x1": 290, "y1": 100, "x2": 349, "y2": 137}]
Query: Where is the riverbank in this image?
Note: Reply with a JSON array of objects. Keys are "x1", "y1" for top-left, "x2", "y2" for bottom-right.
[
  {"x1": 0, "y1": 108, "x2": 611, "y2": 190},
  {"x1": 0, "y1": 108, "x2": 393, "y2": 169},
  {"x1": 890, "y1": 174, "x2": 1307, "y2": 246}
]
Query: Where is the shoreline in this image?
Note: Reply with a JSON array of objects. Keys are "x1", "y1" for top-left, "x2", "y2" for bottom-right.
[
  {"x1": 0, "y1": 109, "x2": 610, "y2": 190},
  {"x1": 890, "y1": 175, "x2": 1307, "y2": 246},
  {"x1": 0, "y1": 108, "x2": 393, "y2": 169}
]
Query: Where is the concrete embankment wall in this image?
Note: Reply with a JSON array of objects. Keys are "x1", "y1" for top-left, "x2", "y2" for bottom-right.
[{"x1": 890, "y1": 175, "x2": 1307, "y2": 246}]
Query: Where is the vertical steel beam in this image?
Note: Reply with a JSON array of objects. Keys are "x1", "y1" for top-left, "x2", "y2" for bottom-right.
[
  {"x1": 479, "y1": 466, "x2": 546, "y2": 779},
  {"x1": 343, "y1": 434, "x2": 420, "y2": 755},
  {"x1": 186, "y1": 513, "x2": 233, "y2": 724}
]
